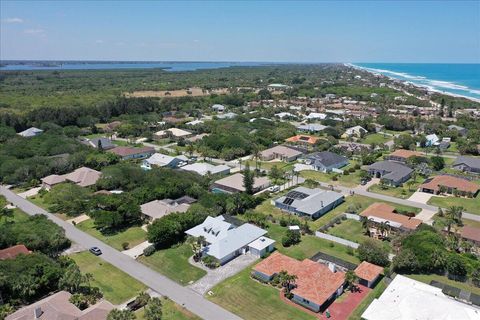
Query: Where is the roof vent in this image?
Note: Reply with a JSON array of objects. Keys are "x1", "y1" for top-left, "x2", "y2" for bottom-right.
[{"x1": 34, "y1": 307, "x2": 43, "y2": 319}]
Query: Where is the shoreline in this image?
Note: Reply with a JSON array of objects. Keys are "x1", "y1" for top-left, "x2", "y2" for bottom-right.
[{"x1": 346, "y1": 63, "x2": 480, "y2": 103}]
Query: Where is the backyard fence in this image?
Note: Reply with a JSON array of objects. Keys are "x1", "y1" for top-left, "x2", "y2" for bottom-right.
[{"x1": 314, "y1": 231, "x2": 359, "y2": 249}]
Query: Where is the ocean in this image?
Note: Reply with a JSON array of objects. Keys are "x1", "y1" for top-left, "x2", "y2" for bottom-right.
[
  {"x1": 352, "y1": 63, "x2": 480, "y2": 101},
  {"x1": 0, "y1": 61, "x2": 265, "y2": 72}
]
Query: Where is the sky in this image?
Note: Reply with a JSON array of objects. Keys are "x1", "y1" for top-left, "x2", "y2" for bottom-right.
[{"x1": 1, "y1": 1, "x2": 479, "y2": 63}]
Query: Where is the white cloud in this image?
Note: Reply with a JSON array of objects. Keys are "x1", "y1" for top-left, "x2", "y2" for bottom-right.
[
  {"x1": 95, "y1": 40, "x2": 104, "y2": 44},
  {"x1": 3, "y1": 17, "x2": 23, "y2": 24},
  {"x1": 193, "y1": 39, "x2": 200, "y2": 43},
  {"x1": 24, "y1": 28, "x2": 45, "y2": 34}
]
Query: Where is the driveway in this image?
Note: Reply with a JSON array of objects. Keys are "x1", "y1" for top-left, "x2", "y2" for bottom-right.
[
  {"x1": 66, "y1": 214, "x2": 90, "y2": 225},
  {"x1": 0, "y1": 186, "x2": 241, "y2": 320},
  {"x1": 188, "y1": 253, "x2": 258, "y2": 295},
  {"x1": 17, "y1": 187, "x2": 41, "y2": 199},
  {"x1": 122, "y1": 240, "x2": 152, "y2": 259},
  {"x1": 356, "y1": 178, "x2": 379, "y2": 191},
  {"x1": 408, "y1": 191, "x2": 433, "y2": 204},
  {"x1": 416, "y1": 209, "x2": 437, "y2": 224}
]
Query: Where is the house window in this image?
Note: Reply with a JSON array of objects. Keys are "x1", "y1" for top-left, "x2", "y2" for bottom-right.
[{"x1": 302, "y1": 298, "x2": 310, "y2": 304}]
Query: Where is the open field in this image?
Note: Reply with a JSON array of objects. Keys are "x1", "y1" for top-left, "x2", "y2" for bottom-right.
[
  {"x1": 125, "y1": 87, "x2": 230, "y2": 98},
  {"x1": 76, "y1": 219, "x2": 147, "y2": 251},
  {"x1": 360, "y1": 133, "x2": 392, "y2": 145},
  {"x1": 135, "y1": 297, "x2": 201, "y2": 320},
  {"x1": 138, "y1": 242, "x2": 207, "y2": 285},
  {"x1": 428, "y1": 194, "x2": 480, "y2": 215},
  {"x1": 208, "y1": 267, "x2": 316, "y2": 320},
  {"x1": 71, "y1": 251, "x2": 146, "y2": 304},
  {"x1": 299, "y1": 164, "x2": 363, "y2": 188}
]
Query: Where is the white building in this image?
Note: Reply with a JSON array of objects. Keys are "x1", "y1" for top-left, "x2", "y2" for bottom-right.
[
  {"x1": 362, "y1": 275, "x2": 480, "y2": 320},
  {"x1": 18, "y1": 127, "x2": 43, "y2": 138},
  {"x1": 181, "y1": 162, "x2": 231, "y2": 176},
  {"x1": 142, "y1": 153, "x2": 188, "y2": 169}
]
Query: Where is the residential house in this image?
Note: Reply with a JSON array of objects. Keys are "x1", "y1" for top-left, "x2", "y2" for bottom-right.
[
  {"x1": 354, "y1": 261, "x2": 383, "y2": 288},
  {"x1": 305, "y1": 112, "x2": 327, "y2": 120},
  {"x1": 359, "y1": 203, "x2": 422, "y2": 238},
  {"x1": 452, "y1": 156, "x2": 480, "y2": 174},
  {"x1": 368, "y1": 161, "x2": 413, "y2": 186},
  {"x1": 385, "y1": 149, "x2": 424, "y2": 163},
  {"x1": 142, "y1": 153, "x2": 188, "y2": 169},
  {"x1": 459, "y1": 226, "x2": 480, "y2": 248},
  {"x1": 341, "y1": 126, "x2": 367, "y2": 139},
  {"x1": 275, "y1": 112, "x2": 296, "y2": 120},
  {"x1": 302, "y1": 151, "x2": 348, "y2": 173},
  {"x1": 185, "y1": 216, "x2": 273, "y2": 265},
  {"x1": 6, "y1": 291, "x2": 113, "y2": 320},
  {"x1": 154, "y1": 128, "x2": 192, "y2": 141},
  {"x1": 297, "y1": 123, "x2": 329, "y2": 133},
  {"x1": 104, "y1": 121, "x2": 122, "y2": 133},
  {"x1": 274, "y1": 187, "x2": 344, "y2": 220},
  {"x1": 259, "y1": 145, "x2": 303, "y2": 162},
  {"x1": 84, "y1": 137, "x2": 116, "y2": 150},
  {"x1": 252, "y1": 252, "x2": 346, "y2": 312},
  {"x1": 41, "y1": 167, "x2": 102, "y2": 190},
  {"x1": 424, "y1": 133, "x2": 439, "y2": 147},
  {"x1": 108, "y1": 146, "x2": 155, "y2": 160},
  {"x1": 448, "y1": 124, "x2": 468, "y2": 136},
  {"x1": 216, "y1": 112, "x2": 237, "y2": 120},
  {"x1": 419, "y1": 175, "x2": 479, "y2": 197},
  {"x1": 211, "y1": 104, "x2": 226, "y2": 112},
  {"x1": 140, "y1": 196, "x2": 196, "y2": 221},
  {"x1": 186, "y1": 119, "x2": 204, "y2": 126},
  {"x1": 17, "y1": 127, "x2": 43, "y2": 138},
  {"x1": 181, "y1": 162, "x2": 231, "y2": 176},
  {"x1": 267, "y1": 83, "x2": 290, "y2": 91},
  {"x1": 211, "y1": 173, "x2": 271, "y2": 194},
  {"x1": 285, "y1": 135, "x2": 320, "y2": 148},
  {"x1": 0, "y1": 244, "x2": 31, "y2": 260},
  {"x1": 362, "y1": 275, "x2": 480, "y2": 320}
]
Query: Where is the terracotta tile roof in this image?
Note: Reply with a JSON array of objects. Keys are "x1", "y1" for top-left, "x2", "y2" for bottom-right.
[
  {"x1": 0, "y1": 244, "x2": 31, "y2": 260},
  {"x1": 354, "y1": 261, "x2": 383, "y2": 282},
  {"x1": 419, "y1": 175, "x2": 479, "y2": 194},
  {"x1": 109, "y1": 146, "x2": 155, "y2": 157},
  {"x1": 253, "y1": 252, "x2": 345, "y2": 307},
  {"x1": 460, "y1": 226, "x2": 480, "y2": 243},
  {"x1": 359, "y1": 203, "x2": 422, "y2": 230},
  {"x1": 388, "y1": 149, "x2": 423, "y2": 159},
  {"x1": 285, "y1": 135, "x2": 319, "y2": 145}
]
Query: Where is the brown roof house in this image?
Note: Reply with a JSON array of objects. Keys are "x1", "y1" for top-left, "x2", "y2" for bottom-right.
[
  {"x1": 140, "y1": 196, "x2": 196, "y2": 221},
  {"x1": 6, "y1": 291, "x2": 113, "y2": 320},
  {"x1": 360, "y1": 203, "x2": 422, "y2": 238},
  {"x1": 385, "y1": 149, "x2": 424, "y2": 163},
  {"x1": 41, "y1": 167, "x2": 102, "y2": 190},
  {"x1": 260, "y1": 145, "x2": 303, "y2": 162},
  {"x1": 419, "y1": 175, "x2": 479, "y2": 197},
  {"x1": 354, "y1": 261, "x2": 383, "y2": 288},
  {"x1": 108, "y1": 146, "x2": 155, "y2": 160},
  {"x1": 252, "y1": 252, "x2": 346, "y2": 312},
  {"x1": 211, "y1": 173, "x2": 271, "y2": 194},
  {"x1": 0, "y1": 244, "x2": 31, "y2": 260}
]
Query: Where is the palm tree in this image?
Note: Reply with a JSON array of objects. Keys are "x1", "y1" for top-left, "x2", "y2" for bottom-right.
[
  {"x1": 278, "y1": 270, "x2": 298, "y2": 295},
  {"x1": 186, "y1": 143, "x2": 195, "y2": 157},
  {"x1": 252, "y1": 145, "x2": 261, "y2": 171},
  {"x1": 378, "y1": 221, "x2": 390, "y2": 239},
  {"x1": 444, "y1": 206, "x2": 463, "y2": 233},
  {"x1": 345, "y1": 270, "x2": 359, "y2": 292}
]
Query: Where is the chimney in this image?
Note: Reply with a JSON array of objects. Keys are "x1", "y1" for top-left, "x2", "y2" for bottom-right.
[
  {"x1": 328, "y1": 262, "x2": 336, "y2": 273},
  {"x1": 34, "y1": 307, "x2": 43, "y2": 319}
]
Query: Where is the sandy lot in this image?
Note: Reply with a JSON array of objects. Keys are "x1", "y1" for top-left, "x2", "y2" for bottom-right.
[{"x1": 125, "y1": 87, "x2": 229, "y2": 98}]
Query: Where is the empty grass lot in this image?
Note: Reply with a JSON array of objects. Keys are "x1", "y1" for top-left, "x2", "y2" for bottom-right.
[
  {"x1": 71, "y1": 251, "x2": 146, "y2": 304},
  {"x1": 428, "y1": 194, "x2": 480, "y2": 215},
  {"x1": 138, "y1": 242, "x2": 207, "y2": 285},
  {"x1": 76, "y1": 219, "x2": 147, "y2": 251},
  {"x1": 367, "y1": 177, "x2": 422, "y2": 199},
  {"x1": 135, "y1": 297, "x2": 201, "y2": 320},
  {"x1": 208, "y1": 267, "x2": 317, "y2": 320},
  {"x1": 360, "y1": 133, "x2": 392, "y2": 145},
  {"x1": 299, "y1": 164, "x2": 363, "y2": 188}
]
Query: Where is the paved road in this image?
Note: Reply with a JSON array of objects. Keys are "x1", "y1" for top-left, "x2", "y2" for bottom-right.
[
  {"x1": 0, "y1": 186, "x2": 242, "y2": 320},
  {"x1": 315, "y1": 181, "x2": 480, "y2": 222}
]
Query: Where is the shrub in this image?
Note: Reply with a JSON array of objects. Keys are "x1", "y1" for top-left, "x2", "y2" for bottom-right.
[
  {"x1": 332, "y1": 175, "x2": 338, "y2": 181},
  {"x1": 348, "y1": 167, "x2": 356, "y2": 173},
  {"x1": 282, "y1": 229, "x2": 301, "y2": 247},
  {"x1": 358, "y1": 239, "x2": 390, "y2": 266},
  {"x1": 202, "y1": 255, "x2": 219, "y2": 269},
  {"x1": 122, "y1": 242, "x2": 130, "y2": 250},
  {"x1": 143, "y1": 245, "x2": 156, "y2": 257},
  {"x1": 279, "y1": 217, "x2": 288, "y2": 227},
  {"x1": 343, "y1": 171, "x2": 350, "y2": 176}
]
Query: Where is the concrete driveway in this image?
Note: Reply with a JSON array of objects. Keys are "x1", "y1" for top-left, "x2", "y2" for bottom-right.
[
  {"x1": 408, "y1": 191, "x2": 433, "y2": 204},
  {"x1": 17, "y1": 187, "x2": 41, "y2": 199},
  {"x1": 66, "y1": 214, "x2": 90, "y2": 225},
  {"x1": 122, "y1": 240, "x2": 152, "y2": 259},
  {"x1": 188, "y1": 253, "x2": 258, "y2": 295}
]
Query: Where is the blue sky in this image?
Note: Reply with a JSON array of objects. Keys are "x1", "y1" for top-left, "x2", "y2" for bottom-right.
[{"x1": 1, "y1": 1, "x2": 479, "y2": 62}]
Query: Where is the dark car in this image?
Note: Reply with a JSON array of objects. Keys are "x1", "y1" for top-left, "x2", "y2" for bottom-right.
[{"x1": 89, "y1": 247, "x2": 102, "y2": 256}]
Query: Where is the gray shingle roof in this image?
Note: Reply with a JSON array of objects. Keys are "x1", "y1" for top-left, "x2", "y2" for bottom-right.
[
  {"x1": 453, "y1": 156, "x2": 480, "y2": 170},
  {"x1": 369, "y1": 160, "x2": 413, "y2": 182},
  {"x1": 275, "y1": 186, "x2": 344, "y2": 216},
  {"x1": 304, "y1": 151, "x2": 347, "y2": 168}
]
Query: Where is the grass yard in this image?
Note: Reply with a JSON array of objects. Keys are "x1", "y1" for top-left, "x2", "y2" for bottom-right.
[
  {"x1": 267, "y1": 223, "x2": 360, "y2": 264},
  {"x1": 71, "y1": 251, "x2": 146, "y2": 304},
  {"x1": 244, "y1": 159, "x2": 294, "y2": 172},
  {"x1": 0, "y1": 208, "x2": 29, "y2": 226},
  {"x1": 428, "y1": 194, "x2": 480, "y2": 215},
  {"x1": 348, "y1": 279, "x2": 387, "y2": 320},
  {"x1": 299, "y1": 162, "x2": 364, "y2": 188},
  {"x1": 367, "y1": 177, "x2": 422, "y2": 200},
  {"x1": 135, "y1": 297, "x2": 201, "y2": 320},
  {"x1": 361, "y1": 133, "x2": 392, "y2": 145},
  {"x1": 208, "y1": 267, "x2": 317, "y2": 320},
  {"x1": 407, "y1": 273, "x2": 480, "y2": 296},
  {"x1": 326, "y1": 219, "x2": 368, "y2": 243},
  {"x1": 76, "y1": 219, "x2": 147, "y2": 251},
  {"x1": 138, "y1": 242, "x2": 206, "y2": 285}
]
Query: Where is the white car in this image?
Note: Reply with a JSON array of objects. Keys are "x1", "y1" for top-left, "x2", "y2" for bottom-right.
[{"x1": 267, "y1": 185, "x2": 280, "y2": 193}]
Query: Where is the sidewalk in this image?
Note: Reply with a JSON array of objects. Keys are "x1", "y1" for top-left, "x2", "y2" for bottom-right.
[{"x1": 122, "y1": 240, "x2": 152, "y2": 259}]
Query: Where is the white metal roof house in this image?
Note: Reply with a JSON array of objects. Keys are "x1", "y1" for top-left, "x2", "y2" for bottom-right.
[
  {"x1": 185, "y1": 216, "x2": 273, "y2": 265},
  {"x1": 362, "y1": 275, "x2": 480, "y2": 320},
  {"x1": 275, "y1": 186, "x2": 344, "y2": 220},
  {"x1": 297, "y1": 123, "x2": 329, "y2": 133},
  {"x1": 342, "y1": 126, "x2": 367, "y2": 139},
  {"x1": 142, "y1": 153, "x2": 187, "y2": 169},
  {"x1": 305, "y1": 112, "x2": 327, "y2": 120},
  {"x1": 424, "y1": 133, "x2": 440, "y2": 147},
  {"x1": 181, "y1": 162, "x2": 231, "y2": 176},
  {"x1": 17, "y1": 127, "x2": 43, "y2": 138},
  {"x1": 211, "y1": 104, "x2": 226, "y2": 112}
]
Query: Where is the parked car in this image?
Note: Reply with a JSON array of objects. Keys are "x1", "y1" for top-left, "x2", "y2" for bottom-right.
[
  {"x1": 89, "y1": 247, "x2": 102, "y2": 256},
  {"x1": 268, "y1": 185, "x2": 280, "y2": 193}
]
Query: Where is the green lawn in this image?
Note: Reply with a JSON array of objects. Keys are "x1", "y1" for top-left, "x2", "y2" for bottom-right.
[
  {"x1": 368, "y1": 177, "x2": 422, "y2": 200},
  {"x1": 267, "y1": 223, "x2": 360, "y2": 264},
  {"x1": 0, "y1": 208, "x2": 29, "y2": 226},
  {"x1": 244, "y1": 159, "x2": 294, "y2": 171},
  {"x1": 135, "y1": 297, "x2": 201, "y2": 320},
  {"x1": 361, "y1": 133, "x2": 392, "y2": 145},
  {"x1": 407, "y1": 273, "x2": 480, "y2": 296},
  {"x1": 348, "y1": 279, "x2": 387, "y2": 320},
  {"x1": 71, "y1": 251, "x2": 146, "y2": 304},
  {"x1": 76, "y1": 219, "x2": 147, "y2": 251},
  {"x1": 428, "y1": 194, "x2": 480, "y2": 215},
  {"x1": 299, "y1": 163, "x2": 364, "y2": 188},
  {"x1": 138, "y1": 242, "x2": 206, "y2": 285},
  {"x1": 326, "y1": 219, "x2": 368, "y2": 243},
  {"x1": 208, "y1": 267, "x2": 316, "y2": 320}
]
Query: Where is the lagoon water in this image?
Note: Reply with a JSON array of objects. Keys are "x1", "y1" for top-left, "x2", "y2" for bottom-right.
[
  {"x1": 353, "y1": 63, "x2": 480, "y2": 101},
  {"x1": 0, "y1": 61, "x2": 264, "y2": 72}
]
